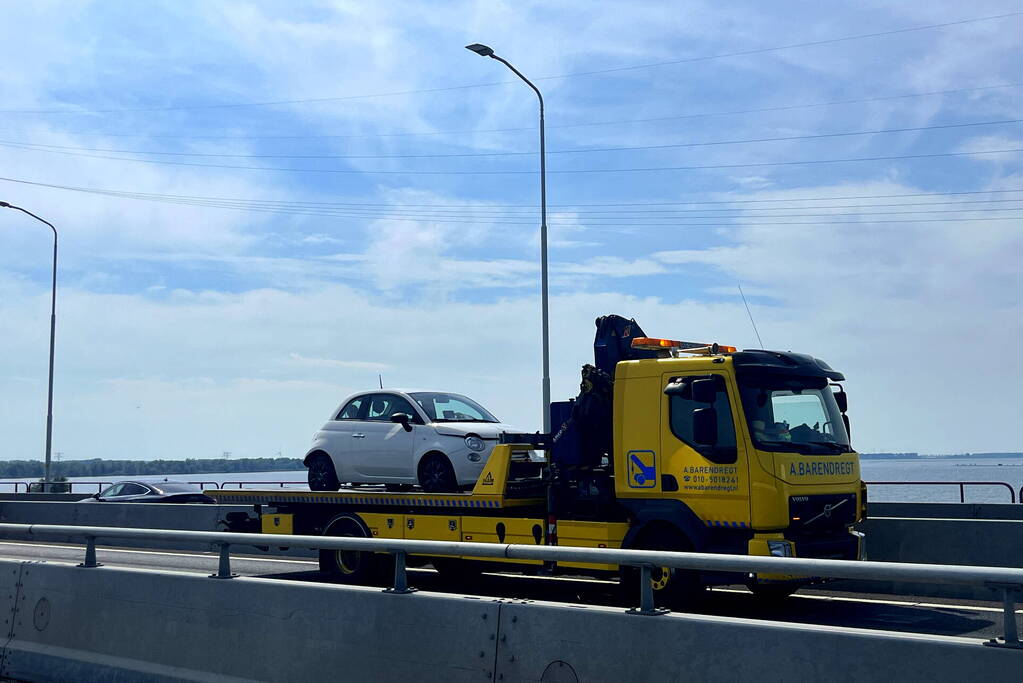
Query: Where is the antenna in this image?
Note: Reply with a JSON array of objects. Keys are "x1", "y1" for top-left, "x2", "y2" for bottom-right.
[
  {"x1": 378, "y1": 374, "x2": 383, "y2": 389},
  {"x1": 738, "y1": 282, "x2": 765, "y2": 349}
]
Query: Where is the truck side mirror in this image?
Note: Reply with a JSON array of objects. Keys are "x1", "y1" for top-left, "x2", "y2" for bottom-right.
[
  {"x1": 390, "y1": 413, "x2": 413, "y2": 432},
  {"x1": 834, "y1": 389, "x2": 848, "y2": 413},
  {"x1": 693, "y1": 407, "x2": 718, "y2": 445},
  {"x1": 691, "y1": 378, "x2": 717, "y2": 404}
]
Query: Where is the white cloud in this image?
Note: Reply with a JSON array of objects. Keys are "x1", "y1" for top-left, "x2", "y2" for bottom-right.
[{"x1": 288, "y1": 353, "x2": 391, "y2": 370}]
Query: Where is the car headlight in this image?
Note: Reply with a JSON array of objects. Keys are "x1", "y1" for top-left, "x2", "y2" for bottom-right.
[
  {"x1": 767, "y1": 540, "x2": 793, "y2": 557},
  {"x1": 464, "y1": 435, "x2": 486, "y2": 452}
]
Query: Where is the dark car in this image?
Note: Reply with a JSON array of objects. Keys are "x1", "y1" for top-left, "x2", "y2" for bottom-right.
[{"x1": 80, "y1": 480, "x2": 216, "y2": 504}]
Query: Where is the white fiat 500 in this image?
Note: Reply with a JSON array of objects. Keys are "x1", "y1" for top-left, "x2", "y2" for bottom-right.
[{"x1": 304, "y1": 390, "x2": 520, "y2": 492}]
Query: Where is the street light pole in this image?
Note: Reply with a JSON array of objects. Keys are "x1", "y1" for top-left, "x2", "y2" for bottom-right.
[
  {"x1": 465, "y1": 43, "x2": 551, "y2": 433},
  {"x1": 1, "y1": 201, "x2": 58, "y2": 489}
]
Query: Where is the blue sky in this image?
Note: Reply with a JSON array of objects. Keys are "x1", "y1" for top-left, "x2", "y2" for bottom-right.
[{"x1": 1, "y1": 1, "x2": 1021, "y2": 460}]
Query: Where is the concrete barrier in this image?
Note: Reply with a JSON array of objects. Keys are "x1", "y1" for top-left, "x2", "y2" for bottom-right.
[
  {"x1": 0, "y1": 501, "x2": 249, "y2": 552},
  {"x1": 0, "y1": 559, "x2": 501, "y2": 682},
  {"x1": 495, "y1": 598, "x2": 1017, "y2": 682},
  {"x1": 833, "y1": 516, "x2": 1023, "y2": 600},
  {"x1": 869, "y1": 502, "x2": 1023, "y2": 520},
  {"x1": 0, "y1": 559, "x2": 1015, "y2": 682},
  {"x1": 0, "y1": 561, "x2": 21, "y2": 675}
]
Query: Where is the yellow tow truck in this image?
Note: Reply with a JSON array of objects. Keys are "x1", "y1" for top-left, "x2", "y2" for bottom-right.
[{"x1": 215, "y1": 315, "x2": 865, "y2": 605}]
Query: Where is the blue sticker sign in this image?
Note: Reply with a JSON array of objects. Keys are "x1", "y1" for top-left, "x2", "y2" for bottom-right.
[{"x1": 627, "y1": 450, "x2": 657, "y2": 488}]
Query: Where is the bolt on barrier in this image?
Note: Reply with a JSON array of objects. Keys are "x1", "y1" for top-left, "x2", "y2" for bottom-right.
[{"x1": 0, "y1": 522, "x2": 1020, "y2": 649}]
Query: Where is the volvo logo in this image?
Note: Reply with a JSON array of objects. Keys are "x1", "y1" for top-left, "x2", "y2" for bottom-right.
[{"x1": 804, "y1": 498, "x2": 848, "y2": 525}]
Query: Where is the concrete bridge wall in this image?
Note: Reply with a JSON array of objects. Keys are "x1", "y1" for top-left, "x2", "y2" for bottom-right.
[{"x1": 0, "y1": 559, "x2": 1015, "y2": 683}]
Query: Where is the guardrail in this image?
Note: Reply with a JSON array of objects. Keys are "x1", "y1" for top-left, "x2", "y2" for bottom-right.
[
  {"x1": 0, "y1": 522, "x2": 1020, "y2": 649},
  {"x1": 0, "y1": 480, "x2": 225, "y2": 493},
  {"x1": 0, "y1": 481, "x2": 116, "y2": 494},
  {"x1": 866, "y1": 481, "x2": 1018, "y2": 504}
]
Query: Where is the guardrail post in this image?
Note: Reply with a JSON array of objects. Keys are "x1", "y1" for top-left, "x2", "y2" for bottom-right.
[
  {"x1": 627, "y1": 564, "x2": 668, "y2": 616},
  {"x1": 984, "y1": 583, "x2": 1022, "y2": 649},
  {"x1": 77, "y1": 536, "x2": 102, "y2": 568},
  {"x1": 384, "y1": 550, "x2": 416, "y2": 594},
  {"x1": 210, "y1": 542, "x2": 237, "y2": 579}
]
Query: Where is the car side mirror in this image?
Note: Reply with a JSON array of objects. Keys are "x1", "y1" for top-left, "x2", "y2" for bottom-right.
[
  {"x1": 390, "y1": 413, "x2": 413, "y2": 432},
  {"x1": 693, "y1": 407, "x2": 718, "y2": 445},
  {"x1": 691, "y1": 378, "x2": 717, "y2": 404}
]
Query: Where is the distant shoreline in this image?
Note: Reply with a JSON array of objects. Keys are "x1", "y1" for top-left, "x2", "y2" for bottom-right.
[
  {"x1": 860, "y1": 452, "x2": 1023, "y2": 460},
  {"x1": 0, "y1": 457, "x2": 304, "y2": 479}
]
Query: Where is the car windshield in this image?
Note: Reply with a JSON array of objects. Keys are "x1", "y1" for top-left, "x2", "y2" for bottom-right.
[
  {"x1": 737, "y1": 376, "x2": 851, "y2": 455},
  {"x1": 409, "y1": 392, "x2": 498, "y2": 423}
]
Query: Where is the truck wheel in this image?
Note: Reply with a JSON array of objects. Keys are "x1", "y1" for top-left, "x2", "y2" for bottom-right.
[
  {"x1": 418, "y1": 454, "x2": 458, "y2": 493},
  {"x1": 622, "y1": 527, "x2": 704, "y2": 610},
  {"x1": 318, "y1": 514, "x2": 389, "y2": 583},
  {"x1": 307, "y1": 454, "x2": 340, "y2": 491},
  {"x1": 746, "y1": 581, "x2": 799, "y2": 602},
  {"x1": 432, "y1": 557, "x2": 482, "y2": 584}
]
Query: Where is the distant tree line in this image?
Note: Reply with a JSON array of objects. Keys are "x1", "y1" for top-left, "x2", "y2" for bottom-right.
[{"x1": 0, "y1": 457, "x2": 304, "y2": 479}]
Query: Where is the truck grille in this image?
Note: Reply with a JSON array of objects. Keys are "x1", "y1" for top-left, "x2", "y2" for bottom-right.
[{"x1": 788, "y1": 493, "x2": 856, "y2": 533}]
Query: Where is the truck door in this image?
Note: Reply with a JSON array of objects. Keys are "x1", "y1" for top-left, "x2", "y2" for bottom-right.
[
  {"x1": 354, "y1": 393, "x2": 416, "y2": 479},
  {"x1": 661, "y1": 372, "x2": 751, "y2": 528}
]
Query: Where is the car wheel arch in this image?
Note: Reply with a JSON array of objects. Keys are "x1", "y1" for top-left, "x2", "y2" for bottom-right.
[{"x1": 303, "y1": 449, "x2": 331, "y2": 467}]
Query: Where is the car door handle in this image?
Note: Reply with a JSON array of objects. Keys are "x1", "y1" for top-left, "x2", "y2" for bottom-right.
[{"x1": 352, "y1": 433, "x2": 366, "y2": 438}]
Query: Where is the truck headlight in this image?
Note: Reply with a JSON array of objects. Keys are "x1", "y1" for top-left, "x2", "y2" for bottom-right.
[
  {"x1": 768, "y1": 540, "x2": 793, "y2": 557},
  {"x1": 464, "y1": 435, "x2": 486, "y2": 452}
]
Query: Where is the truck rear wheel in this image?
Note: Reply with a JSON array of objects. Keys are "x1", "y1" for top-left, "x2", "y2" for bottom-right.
[
  {"x1": 622, "y1": 526, "x2": 704, "y2": 610},
  {"x1": 318, "y1": 514, "x2": 390, "y2": 583}
]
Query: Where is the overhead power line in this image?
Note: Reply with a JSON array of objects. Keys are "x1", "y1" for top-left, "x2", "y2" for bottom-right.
[
  {"x1": 0, "y1": 175, "x2": 1021, "y2": 229},
  {"x1": 3, "y1": 175, "x2": 1023, "y2": 210},
  {"x1": 17, "y1": 81, "x2": 1023, "y2": 141},
  {"x1": 3, "y1": 118, "x2": 1019, "y2": 160},
  {"x1": 1, "y1": 11, "x2": 1019, "y2": 115},
  {"x1": 2, "y1": 142, "x2": 1019, "y2": 174}
]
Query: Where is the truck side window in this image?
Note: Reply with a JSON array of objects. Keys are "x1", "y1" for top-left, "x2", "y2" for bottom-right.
[{"x1": 667, "y1": 375, "x2": 737, "y2": 464}]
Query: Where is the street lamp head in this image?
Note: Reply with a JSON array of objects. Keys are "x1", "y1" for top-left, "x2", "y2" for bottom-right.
[
  {"x1": 0, "y1": 201, "x2": 10, "y2": 208},
  {"x1": 465, "y1": 43, "x2": 495, "y2": 57}
]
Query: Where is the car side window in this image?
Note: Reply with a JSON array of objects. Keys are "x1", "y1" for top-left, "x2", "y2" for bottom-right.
[
  {"x1": 120, "y1": 483, "x2": 149, "y2": 496},
  {"x1": 667, "y1": 374, "x2": 738, "y2": 464},
  {"x1": 365, "y1": 394, "x2": 418, "y2": 421},
  {"x1": 336, "y1": 396, "x2": 367, "y2": 420},
  {"x1": 388, "y1": 396, "x2": 419, "y2": 423},
  {"x1": 100, "y1": 484, "x2": 124, "y2": 497}
]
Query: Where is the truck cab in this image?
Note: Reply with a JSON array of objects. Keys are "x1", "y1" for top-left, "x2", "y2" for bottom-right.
[{"x1": 613, "y1": 348, "x2": 862, "y2": 564}]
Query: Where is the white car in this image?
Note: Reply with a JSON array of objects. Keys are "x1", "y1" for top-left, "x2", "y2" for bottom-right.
[{"x1": 304, "y1": 390, "x2": 520, "y2": 492}]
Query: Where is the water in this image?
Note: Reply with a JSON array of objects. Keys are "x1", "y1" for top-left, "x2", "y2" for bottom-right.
[
  {"x1": 860, "y1": 458, "x2": 1023, "y2": 504},
  {"x1": 2, "y1": 460, "x2": 1021, "y2": 503}
]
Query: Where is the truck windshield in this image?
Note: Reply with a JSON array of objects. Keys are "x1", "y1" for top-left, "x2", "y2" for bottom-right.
[{"x1": 737, "y1": 377, "x2": 851, "y2": 454}]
